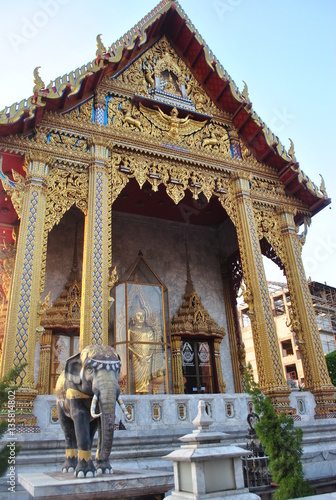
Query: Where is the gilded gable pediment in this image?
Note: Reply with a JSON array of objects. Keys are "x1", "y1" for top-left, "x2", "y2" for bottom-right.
[
  {"x1": 100, "y1": 37, "x2": 241, "y2": 159},
  {"x1": 112, "y1": 37, "x2": 219, "y2": 116}
]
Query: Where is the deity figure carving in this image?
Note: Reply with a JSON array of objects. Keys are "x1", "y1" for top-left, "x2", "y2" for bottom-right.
[
  {"x1": 139, "y1": 103, "x2": 207, "y2": 141},
  {"x1": 163, "y1": 73, "x2": 180, "y2": 95},
  {"x1": 128, "y1": 300, "x2": 156, "y2": 394}
]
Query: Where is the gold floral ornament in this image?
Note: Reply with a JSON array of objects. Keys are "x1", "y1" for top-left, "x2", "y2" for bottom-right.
[
  {"x1": 139, "y1": 103, "x2": 207, "y2": 141},
  {"x1": 108, "y1": 266, "x2": 118, "y2": 309},
  {"x1": 240, "y1": 284, "x2": 255, "y2": 317},
  {"x1": 36, "y1": 291, "x2": 52, "y2": 339}
]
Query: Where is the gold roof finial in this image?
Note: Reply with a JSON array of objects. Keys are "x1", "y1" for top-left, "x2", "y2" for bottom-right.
[
  {"x1": 288, "y1": 138, "x2": 296, "y2": 162},
  {"x1": 241, "y1": 81, "x2": 250, "y2": 103},
  {"x1": 96, "y1": 34, "x2": 107, "y2": 57},
  {"x1": 319, "y1": 174, "x2": 327, "y2": 197},
  {"x1": 33, "y1": 66, "x2": 45, "y2": 93}
]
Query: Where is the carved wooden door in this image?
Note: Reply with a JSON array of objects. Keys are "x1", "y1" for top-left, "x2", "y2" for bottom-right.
[{"x1": 181, "y1": 340, "x2": 215, "y2": 394}]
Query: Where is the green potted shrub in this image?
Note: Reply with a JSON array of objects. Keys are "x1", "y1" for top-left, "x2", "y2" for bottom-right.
[
  {"x1": 325, "y1": 350, "x2": 336, "y2": 387},
  {"x1": 245, "y1": 366, "x2": 313, "y2": 500}
]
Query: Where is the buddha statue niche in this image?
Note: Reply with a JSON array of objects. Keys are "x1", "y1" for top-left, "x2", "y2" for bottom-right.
[{"x1": 128, "y1": 300, "x2": 155, "y2": 394}]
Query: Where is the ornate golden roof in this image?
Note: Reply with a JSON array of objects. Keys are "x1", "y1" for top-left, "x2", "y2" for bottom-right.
[{"x1": 0, "y1": 0, "x2": 329, "y2": 216}]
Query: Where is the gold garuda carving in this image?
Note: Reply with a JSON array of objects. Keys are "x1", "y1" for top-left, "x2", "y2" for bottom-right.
[{"x1": 139, "y1": 103, "x2": 207, "y2": 141}]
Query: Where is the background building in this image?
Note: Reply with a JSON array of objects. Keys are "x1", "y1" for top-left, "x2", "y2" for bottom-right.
[{"x1": 239, "y1": 281, "x2": 336, "y2": 387}]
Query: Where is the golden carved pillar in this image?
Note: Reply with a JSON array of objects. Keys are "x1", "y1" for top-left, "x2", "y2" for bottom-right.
[
  {"x1": 80, "y1": 138, "x2": 111, "y2": 349},
  {"x1": 231, "y1": 173, "x2": 291, "y2": 410},
  {"x1": 171, "y1": 335, "x2": 184, "y2": 394},
  {"x1": 220, "y1": 259, "x2": 243, "y2": 392},
  {"x1": 279, "y1": 208, "x2": 336, "y2": 416},
  {"x1": 37, "y1": 329, "x2": 52, "y2": 394},
  {"x1": 1, "y1": 156, "x2": 49, "y2": 395},
  {"x1": 214, "y1": 338, "x2": 226, "y2": 393}
]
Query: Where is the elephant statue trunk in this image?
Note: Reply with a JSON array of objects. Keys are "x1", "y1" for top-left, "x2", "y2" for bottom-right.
[
  {"x1": 56, "y1": 344, "x2": 123, "y2": 478},
  {"x1": 92, "y1": 368, "x2": 119, "y2": 465}
]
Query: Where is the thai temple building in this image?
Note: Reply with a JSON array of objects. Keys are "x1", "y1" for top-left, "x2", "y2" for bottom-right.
[{"x1": 0, "y1": 2, "x2": 335, "y2": 483}]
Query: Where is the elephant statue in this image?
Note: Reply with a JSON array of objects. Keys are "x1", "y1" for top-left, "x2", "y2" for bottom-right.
[{"x1": 56, "y1": 344, "x2": 130, "y2": 478}]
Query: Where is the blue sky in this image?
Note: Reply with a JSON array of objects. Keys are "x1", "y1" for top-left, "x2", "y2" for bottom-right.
[{"x1": 0, "y1": 0, "x2": 335, "y2": 286}]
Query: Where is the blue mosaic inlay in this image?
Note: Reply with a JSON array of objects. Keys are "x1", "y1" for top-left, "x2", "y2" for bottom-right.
[
  {"x1": 91, "y1": 171, "x2": 104, "y2": 342},
  {"x1": 14, "y1": 191, "x2": 39, "y2": 374}
]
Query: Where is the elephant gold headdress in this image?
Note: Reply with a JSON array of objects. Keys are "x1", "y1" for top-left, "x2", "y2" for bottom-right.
[{"x1": 80, "y1": 345, "x2": 121, "y2": 372}]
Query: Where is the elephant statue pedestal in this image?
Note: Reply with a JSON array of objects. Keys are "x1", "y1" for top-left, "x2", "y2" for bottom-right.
[
  {"x1": 18, "y1": 466, "x2": 175, "y2": 499},
  {"x1": 56, "y1": 344, "x2": 130, "y2": 478}
]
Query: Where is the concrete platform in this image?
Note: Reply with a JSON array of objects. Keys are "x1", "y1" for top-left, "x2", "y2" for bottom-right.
[{"x1": 18, "y1": 468, "x2": 174, "y2": 499}]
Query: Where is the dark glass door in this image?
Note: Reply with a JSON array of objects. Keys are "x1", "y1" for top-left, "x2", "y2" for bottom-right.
[{"x1": 181, "y1": 340, "x2": 215, "y2": 394}]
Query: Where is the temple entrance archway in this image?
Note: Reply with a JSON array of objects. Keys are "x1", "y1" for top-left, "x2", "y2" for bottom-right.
[{"x1": 110, "y1": 170, "x2": 240, "y2": 395}]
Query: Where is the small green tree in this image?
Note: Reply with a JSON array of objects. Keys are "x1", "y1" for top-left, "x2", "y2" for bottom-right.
[
  {"x1": 325, "y1": 350, "x2": 336, "y2": 387},
  {"x1": 0, "y1": 365, "x2": 25, "y2": 477},
  {"x1": 245, "y1": 366, "x2": 313, "y2": 500}
]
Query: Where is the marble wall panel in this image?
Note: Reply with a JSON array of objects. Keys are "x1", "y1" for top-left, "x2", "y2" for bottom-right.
[{"x1": 43, "y1": 208, "x2": 84, "y2": 304}]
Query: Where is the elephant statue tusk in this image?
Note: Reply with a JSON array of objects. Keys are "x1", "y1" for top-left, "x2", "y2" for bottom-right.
[
  {"x1": 118, "y1": 397, "x2": 132, "y2": 420},
  {"x1": 91, "y1": 393, "x2": 102, "y2": 418}
]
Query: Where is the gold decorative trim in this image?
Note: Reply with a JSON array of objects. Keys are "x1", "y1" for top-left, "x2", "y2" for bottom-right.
[
  {"x1": 78, "y1": 450, "x2": 92, "y2": 461},
  {"x1": 45, "y1": 167, "x2": 88, "y2": 233},
  {"x1": 66, "y1": 448, "x2": 77, "y2": 458},
  {"x1": 37, "y1": 330, "x2": 52, "y2": 395},
  {"x1": 66, "y1": 388, "x2": 91, "y2": 400}
]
